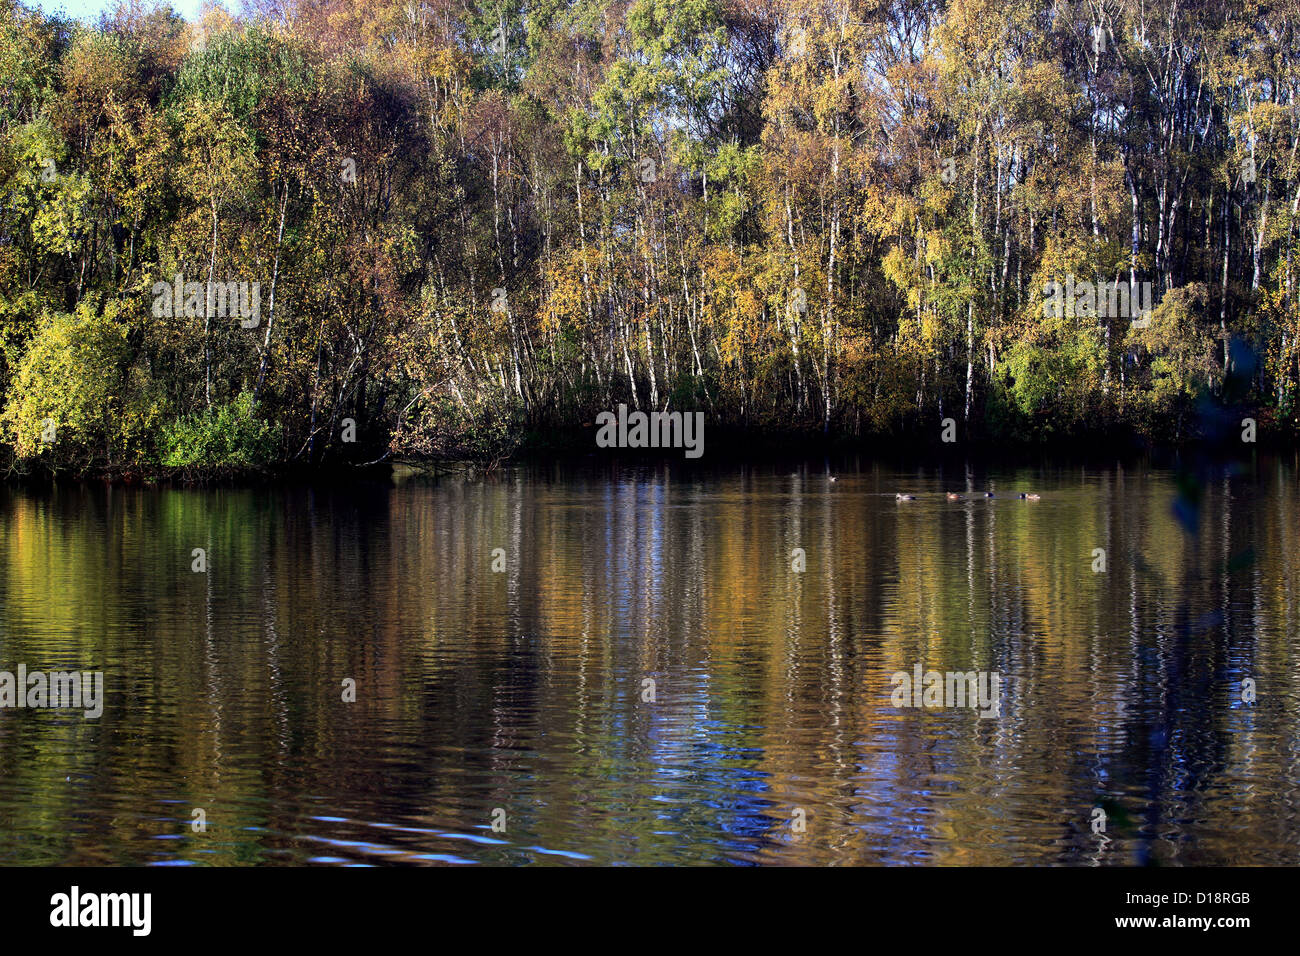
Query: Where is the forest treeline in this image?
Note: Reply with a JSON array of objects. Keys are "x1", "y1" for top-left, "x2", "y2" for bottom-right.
[{"x1": 0, "y1": 0, "x2": 1296, "y2": 472}]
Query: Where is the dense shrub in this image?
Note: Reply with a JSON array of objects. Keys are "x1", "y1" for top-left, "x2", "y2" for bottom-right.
[
  {"x1": 1, "y1": 302, "x2": 158, "y2": 467},
  {"x1": 160, "y1": 391, "x2": 276, "y2": 469}
]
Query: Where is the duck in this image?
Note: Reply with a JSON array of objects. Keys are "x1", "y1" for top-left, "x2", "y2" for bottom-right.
[
  {"x1": 828, "y1": 476, "x2": 837, "y2": 482},
  {"x1": 896, "y1": 493, "x2": 916, "y2": 500},
  {"x1": 984, "y1": 492, "x2": 996, "y2": 498},
  {"x1": 946, "y1": 492, "x2": 964, "y2": 500},
  {"x1": 1018, "y1": 492, "x2": 1041, "y2": 500}
]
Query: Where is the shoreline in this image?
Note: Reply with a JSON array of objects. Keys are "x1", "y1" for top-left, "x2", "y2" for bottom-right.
[{"x1": 0, "y1": 425, "x2": 1276, "y2": 488}]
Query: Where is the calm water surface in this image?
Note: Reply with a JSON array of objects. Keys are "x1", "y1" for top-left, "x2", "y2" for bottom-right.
[{"x1": 1, "y1": 456, "x2": 1298, "y2": 866}]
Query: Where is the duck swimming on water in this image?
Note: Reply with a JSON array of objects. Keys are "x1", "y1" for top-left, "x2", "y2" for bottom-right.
[
  {"x1": 946, "y1": 492, "x2": 964, "y2": 500},
  {"x1": 896, "y1": 493, "x2": 916, "y2": 500}
]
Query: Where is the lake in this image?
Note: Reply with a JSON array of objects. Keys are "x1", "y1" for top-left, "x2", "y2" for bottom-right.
[{"x1": 1, "y1": 455, "x2": 1297, "y2": 865}]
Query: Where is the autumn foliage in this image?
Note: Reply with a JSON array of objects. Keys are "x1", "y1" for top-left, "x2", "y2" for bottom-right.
[{"x1": 0, "y1": 0, "x2": 1296, "y2": 470}]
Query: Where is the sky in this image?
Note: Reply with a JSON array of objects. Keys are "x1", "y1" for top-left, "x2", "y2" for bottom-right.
[{"x1": 29, "y1": 0, "x2": 210, "y2": 21}]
